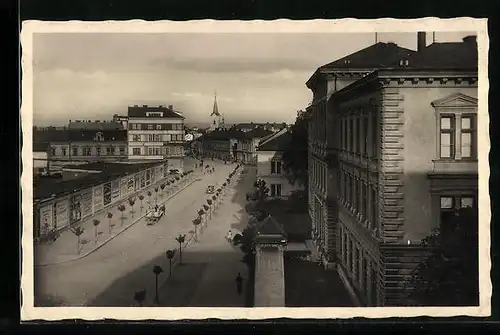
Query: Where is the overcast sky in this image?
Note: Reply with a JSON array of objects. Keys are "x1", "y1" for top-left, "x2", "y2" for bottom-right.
[{"x1": 33, "y1": 31, "x2": 473, "y2": 126}]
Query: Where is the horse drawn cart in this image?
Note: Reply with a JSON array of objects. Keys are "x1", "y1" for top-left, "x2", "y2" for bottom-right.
[{"x1": 145, "y1": 205, "x2": 166, "y2": 225}]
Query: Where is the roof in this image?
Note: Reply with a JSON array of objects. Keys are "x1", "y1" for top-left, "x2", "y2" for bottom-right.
[
  {"x1": 33, "y1": 128, "x2": 69, "y2": 143},
  {"x1": 244, "y1": 128, "x2": 274, "y2": 139},
  {"x1": 257, "y1": 129, "x2": 292, "y2": 151},
  {"x1": 68, "y1": 129, "x2": 127, "y2": 142},
  {"x1": 128, "y1": 105, "x2": 185, "y2": 119},
  {"x1": 234, "y1": 122, "x2": 287, "y2": 130},
  {"x1": 34, "y1": 161, "x2": 162, "y2": 200},
  {"x1": 307, "y1": 42, "x2": 416, "y2": 87},
  {"x1": 253, "y1": 215, "x2": 288, "y2": 244},
  {"x1": 68, "y1": 121, "x2": 124, "y2": 131},
  {"x1": 405, "y1": 38, "x2": 477, "y2": 70},
  {"x1": 203, "y1": 129, "x2": 248, "y2": 141},
  {"x1": 33, "y1": 142, "x2": 49, "y2": 152}
]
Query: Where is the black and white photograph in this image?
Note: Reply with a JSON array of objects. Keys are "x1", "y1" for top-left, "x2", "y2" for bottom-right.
[{"x1": 20, "y1": 19, "x2": 490, "y2": 320}]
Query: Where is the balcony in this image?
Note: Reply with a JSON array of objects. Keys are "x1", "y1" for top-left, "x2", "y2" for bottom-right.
[{"x1": 431, "y1": 159, "x2": 478, "y2": 174}]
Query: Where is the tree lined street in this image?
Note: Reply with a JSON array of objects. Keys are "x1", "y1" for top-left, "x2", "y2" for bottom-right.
[{"x1": 34, "y1": 159, "x2": 246, "y2": 307}]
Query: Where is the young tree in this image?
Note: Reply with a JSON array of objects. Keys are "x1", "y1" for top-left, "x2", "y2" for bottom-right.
[
  {"x1": 206, "y1": 199, "x2": 213, "y2": 219},
  {"x1": 193, "y1": 217, "x2": 202, "y2": 241},
  {"x1": 107, "y1": 212, "x2": 114, "y2": 234},
  {"x1": 166, "y1": 181, "x2": 171, "y2": 194},
  {"x1": 71, "y1": 226, "x2": 85, "y2": 255},
  {"x1": 166, "y1": 249, "x2": 176, "y2": 276},
  {"x1": 154, "y1": 187, "x2": 159, "y2": 205},
  {"x1": 407, "y1": 206, "x2": 479, "y2": 306},
  {"x1": 128, "y1": 197, "x2": 136, "y2": 218},
  {"x1": 134, "y1": 289, "x2": 146, "y2": 307},
  {"x1": 251, "y1": 179, "x2": 269, "y2": 202},
  {"x1": 147, "y1": 191, "x2": 152, "y2": 206},
  {"x1": 160, "y1": 183, "x2": 166, "y2": 197},
  {"x1": 175, "y1": 234, "x2": 186, "y2": 264},
  {"x1": 152, "y1": 265, "x2": 164, "y2": 304},
  {"x1": 281, "y1": 110, "x2": 309, "y2": 189},
  {"x1": 198, "y1": 208, "x2": 205, "y2": 225},
  {"x1": 138, "y1": 194, "x2": 145, "y2": 212},
  {"x1": 118, "y1": 204, "x2": 126, "y2": 225},
  {"x1": 93, "y1": 219, "x2": 100, "y2": 244}
]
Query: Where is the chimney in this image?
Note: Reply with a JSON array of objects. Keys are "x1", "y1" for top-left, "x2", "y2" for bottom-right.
[
  {"x1": 168, "y1": 104, "x2": 173, "y2": 110},
  {"x1": 417, "y1": 32, "x2": 426, "y2": 52},
  {"x1": 463, "y1": 35, "x2": 477, "y2": 45}
]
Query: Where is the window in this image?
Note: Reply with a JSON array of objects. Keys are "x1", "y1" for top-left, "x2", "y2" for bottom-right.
[
  {"x1": 133, "y1": 135, "x2": 141, "y2": 141},
  {"x1": 371, "y1": 187, "x2": 378, "y2": 229},
  {"x1": 147, "y1": 124, "x2": 154, "y2": 130},
  {"x1": 148, "y1": 134, "x2": 154, "y2": 142},
  {"x1": 271, "y1": 161, "x2": 276, "y2": 174},
  {"x1": 440, "y1": 115, "x2": 455, "y2": 158},
  {"x1": 110, "y1": 146, "x2": 116, "y2": 155},
  {"x1": 72, "y1": 147, "x2": 78, "y2": 156},
  {"x1": 51, "y1": 147, "x2": 56, "y2": 156},
  {"x1": 461, "y1": 115, "x2": 474, "y2": 158},
  {"x1": 154, "y1": 147, "x2": 161, "y2": 156},
  {"x1": 148, "y1": 147, "x2": 154, "y2": 156},
  {"x1": 82, "y1": 147, "x2": 92, "y2": 156},
  {"x1": 354, "y1": 177, "x2": 359, "y2": 211},
  {"x1": 119, "y1": 146, "x2": 125, "y2": 155},
  {"x1": 371, "y1": 112, "x2": 378, "y2": 158},
  {"x1": 96, "y1": 146, "x2": 101, "y2": 156},
  {"x1": 271, "y1": 184, "x2": 282, "y2": 197},
  {"x1": 440, "y1": 196, "x2": 475, "y2": 237},
  {"x1": 61, "y1": 148, "x2": 67, "y2": 156},
  {"x1": 362, "y1": 116, "x2": 368, "y2": 156},
  {"x1": 362, "y1": 257, "x2": 368, "y2": 294},
  {"x1": 276, "y1": 161, "x2": 282, "y2": 174},
  {"x1": 132, "y1": 148, "x2": 140, "y2": 156},
  {"x1": 361, "y1": 182, "x2": 367, "y2": 220},
  {"x1": 156, "y1": 124, "x2": 162, "y2": 130},
  {"x1": 355, "y1": 116, "x2": 360, "y2": 154},
  {"x1": 349, "y1": 118, "x2": 354, "y2": 152},
  {"x1": 164, "y1": 134, "x2": 171, "y2": 142},
  {"x1": 352, "y1": 245, "x2": 358, "y2": 281}
]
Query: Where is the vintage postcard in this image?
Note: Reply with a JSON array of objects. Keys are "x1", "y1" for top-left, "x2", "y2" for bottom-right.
[{"x1": 20, "y1": 18, "x2": 490, "y2": 320}]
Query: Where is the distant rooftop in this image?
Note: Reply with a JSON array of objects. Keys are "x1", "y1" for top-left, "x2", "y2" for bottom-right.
[
  {"x1": 128, "y1": 104, "x2": 184, "y2": 119},
  {"x1": 68, "y1": 120, "x2": 124, "y2": 131},
  {"x1": 258, "y1": 129, "x2": 292, "y2": 151}
]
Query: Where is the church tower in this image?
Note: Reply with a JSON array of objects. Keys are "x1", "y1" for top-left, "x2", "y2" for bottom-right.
[{"x1": 210, "y1": 91, "x2": 222, "y2": 131}]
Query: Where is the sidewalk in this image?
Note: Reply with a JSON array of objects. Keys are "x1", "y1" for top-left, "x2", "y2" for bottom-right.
[
  {"x1": 35, "y1": 172, "x2": 199, "y2": 267},
  {"x1": 156, "y1": 167, "x2": 252, "y2": 307}
]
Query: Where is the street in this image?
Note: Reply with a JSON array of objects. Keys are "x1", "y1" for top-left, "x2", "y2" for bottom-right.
[{"x1": 34, "y1": 159, "x2": 254, "y2": 307}]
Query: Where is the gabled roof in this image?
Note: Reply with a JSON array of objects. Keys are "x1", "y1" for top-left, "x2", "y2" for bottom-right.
[
  {"x1": 245, "y1": 128, "x2": 274, "y2": 139},
  {"x1": 203, "y1": 129, "x2": 248, "y2": 141},
  {"x1": 307, "y1": 42, "x2": 416, "y2": 88},
  {"x1": 68, "y1": 121, "x2": 124, "y2": 131},
  {"x1": 128, "y1": 105, "x2": 185, "y2": 119},
  {"x1": 406, "y1": 38, "x2": 477, "y2": 70},
  {"x1": 253, "y1": 214, "x2": 288, "y2": 245},
  {"x1": 257, "y1": 128, "x2": 292, "y2": 151}
]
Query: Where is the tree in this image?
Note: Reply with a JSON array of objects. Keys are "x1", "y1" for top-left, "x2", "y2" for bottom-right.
[
  {"x1": 166, "y1": 249, "x2": 176, "y2": 276},
  {"x1": 118, "y1": 204, "x2": 126, "y2": 225},
  {"x1": 152, "y1": 265, "x2": 164, "y2": 304},
  {"x1": 138, "y1": 194, "x2": 145, "y2": 211},
  {"x1": 250, "y1": 179, "x2": 269, "y2": 202},
  {"x1": 71, "y1": 226, "x2": 85, "y2": 254},
  {"x1": 154, "y1": 187, "x2": 159, "y2": 205},
  {"x1": 193, "y1": 217, "x2": 202, "y2": 241},
  {"x1": 160, "y1": 183, "x2": 166, "y2": 197},
  {"x1": 206, "y1": 199, "x2": 213, "y2": 218},
  {"x1": 166, "y1": 181, "x2": 171, "y2": 194},
  {"x1": 147, "y1": 191, "x2": 152, "y2": 206},
  {"x1": 198, "y1": 209, "x2": 205, "y2": 226},
  {"x1": 281, "y1": 110, "x2": 309, "y2": 189},
  {"x1": 93, "y1": 219, "x2": 100, "y2": 244},
  {"x1": 239, "y1": 225, "x2": 258, "y2": 307},
  {"x1": 128, "y1": 197, "x2": 136, "y2": 218},
  {"x1": 175, "y1": 234, "x2": 186, "y2": 264},
  {"x1": 407, "y1": 207, "x2": 479, "y2": 306},
  {"x1": 107, "y1": 212, "x2": 114, "y2": 234},
  {"x1": 134, "y1": 289, "x2": 146, "y2": 307}
]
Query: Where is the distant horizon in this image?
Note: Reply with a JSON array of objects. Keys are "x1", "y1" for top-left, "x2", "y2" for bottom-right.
[{"x1": 32, "y1": 31, "x2": 474, "y2": 127}]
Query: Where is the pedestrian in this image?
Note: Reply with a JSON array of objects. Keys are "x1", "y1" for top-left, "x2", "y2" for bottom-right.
[
  {"x1": 226, "y1": 229, "x2": 233, "y2": 242},
  {"x1": 235, "y1": 273, "x2": 243, "y2": 296}
]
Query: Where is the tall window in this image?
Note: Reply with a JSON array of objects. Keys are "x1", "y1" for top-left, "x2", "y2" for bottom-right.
[
  {"x1": 132, "y1": 148, "x2": 141, "y2": 155},
  {"x1": 96, "y1": 146, "x2": 101, "y2": 156},
  {"x1": 352, "y1": 246, "x2": 358, "y2": 281},
  {"x1": 61, "y1": 148, "x2": 67, "y2": 156},
  {"x1": 276, "y1": 161, "x2": 282, "y2": 174},
  {"x1": 147, "y1": 124, "x2": 154, "y2": 130},
  {"x1": 271, "y1": 161, "x2": 276, "y2": 173},
  {"x1": 461, "y1": 115, "x2": 475, "y2": 158},
  {"x1": 355, "y1": 116, "x2": 360, "y2": 154},
  {"x1": 440, "y1": 195, "x2": 476, "y2": 236},
  {"x1": 440, "y1": 115, "x2": 455, "y2": 158},
  {"x1": 72, "y1": 147, "x2": 78, "y2": 156},
  {"x1": 51, "y1": 147, "x2": 56, "y2": 156},
  {"x1": 371, "y1": 112, "x2": 378, "y2": 159},
  {"x1": 156, "y1": 124, "x2": 162, "y2": 130},
  {"x1": 119, "y1": 146, "x2": 125, "y2": 155},
  {"x1": 133, "y1": 135, "x2": 141, "y2": 141},
  {"x1": 361, "y1": 182, "x2": 367, "y2": 220},
  {"x1": 371, "y1": 187, "x2": 378, "y2": 230},
  {"x1": 110, "y1": 146, "x2": 116, "y2": 155},
  {"x1": 349, "y1": 118, "x2": 354, "y2": 152},
  {"x1": 362, "y1": 116, "x2": 368, "y2": 156},
  {"x1": 354, "y1": 177, "x2": 359, "y2": 211},
  {"x1": 271, "y1": 184, "x2": 282, "y2": 197}
]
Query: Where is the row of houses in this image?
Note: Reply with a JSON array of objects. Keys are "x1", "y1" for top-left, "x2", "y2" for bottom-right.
[
  {"x1": 33, "y1": 104, "x2": 187, "y2": 175},
  {"x1": 303, "y1": 32, "x2": 479, "y2": 306},
  {"x1": 33, "y1": 161, "x2": 174, "y2": 240}
]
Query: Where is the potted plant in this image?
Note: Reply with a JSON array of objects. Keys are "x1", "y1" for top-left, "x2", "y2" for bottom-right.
[
  {"x1": 107, "y1": 212, "x2": 114, "y2": 233},
  {"x1": 138, "y1": 195, "x2": 145, "y2": 212},
  {"x1": 118, "y1": 204, "x2": 126, "y2": 225},
  {"x1": 93, "y1": 219, "x2": 100, "y2": 244},
  {"x1": 128, "y1": 197, "x2": 136, "y2": 218}
]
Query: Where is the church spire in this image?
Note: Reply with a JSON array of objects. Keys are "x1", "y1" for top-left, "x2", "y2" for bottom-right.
[{"x1": 211, "y1": 90, "x2": 220, "y2": 117}]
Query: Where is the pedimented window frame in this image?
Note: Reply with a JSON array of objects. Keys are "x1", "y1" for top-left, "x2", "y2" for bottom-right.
[{"x1": 431, "y1": 93, "x2": 478, "y2": 161}]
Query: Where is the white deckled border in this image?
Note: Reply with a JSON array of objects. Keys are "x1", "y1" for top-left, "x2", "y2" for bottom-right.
[{"x1": 20, "y1": 18, "x2": 490, "y2": 321}]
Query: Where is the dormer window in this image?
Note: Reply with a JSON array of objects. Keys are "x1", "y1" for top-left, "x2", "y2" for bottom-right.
[
  {"x1": 399, "y1": 59, "x2": 409, "y2": 66},
  {"x1": 344, "y1": 59, "x2": 352, "y2": 65},
  {"x1": 93, "y1": 132, "x2": 104, "y2": 141}
]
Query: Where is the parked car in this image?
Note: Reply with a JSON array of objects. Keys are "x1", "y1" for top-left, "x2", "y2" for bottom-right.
[{"x1": 206, "y1": 185, "x2": 215, "y2": 194}]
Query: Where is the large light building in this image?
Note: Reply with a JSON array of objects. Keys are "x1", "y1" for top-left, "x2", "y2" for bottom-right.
[
  {"x1": 307, "y1": 32, "x2": 479, "y2": 306},
  {"x1": 257, "y1": 128, "x2": 303, "y2": 199},
  {"x1": 306, "y1": 38, "x2": 417, "y2": 271},
  {"x1": 127, "y1": 104, "x2": 186, "y2": 171}
]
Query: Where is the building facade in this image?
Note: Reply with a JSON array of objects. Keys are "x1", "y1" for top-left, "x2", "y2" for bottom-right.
[
  {"x1": 310, "y1": 33, "x2": 478, "y2": 306},
  {"x1": 127, "y1": 104, "x2": 186, "y2": 171},
  {"x1": 306, "y1": 40, "x2": 416, "y2": 270},
  {"x1": 45, "y1": 121, "x2": 128, "y2": 172},
  {"x1": 257, "y1": 128, "x2": 303, "y2": 199}
]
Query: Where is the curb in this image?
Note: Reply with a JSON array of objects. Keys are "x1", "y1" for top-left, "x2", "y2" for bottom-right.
[{"x1": 36, "y1": 177, "x2": 201, "y2": 268}]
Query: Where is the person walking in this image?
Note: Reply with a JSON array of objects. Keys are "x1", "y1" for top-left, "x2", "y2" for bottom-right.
[
  {"x1": 235, "y1": 273, "x2": 244, "y2": 296},
  {"x1": 226, "y1": 229, "x2": 233, "y2": 242}
]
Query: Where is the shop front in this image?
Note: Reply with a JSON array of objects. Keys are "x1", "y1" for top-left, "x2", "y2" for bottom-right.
[
  {"x1": 93, "y1": 184, "x2": 104, "y2": 212},
  {"x1": 69, "y1": 193, "x2": 82, "y2": 224},
  {"x1": 39, "y1": 202, "x2": 55, "y2": 236},
  {"x1": 103, "y1": 182, "x2": 112, "y2": 207},
  {"x1": 55, "y1": 197, "x2": 69, "y2": 230},
  {"x1": 81, "y1": 187, "x2": 93, "y2": 219}
]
